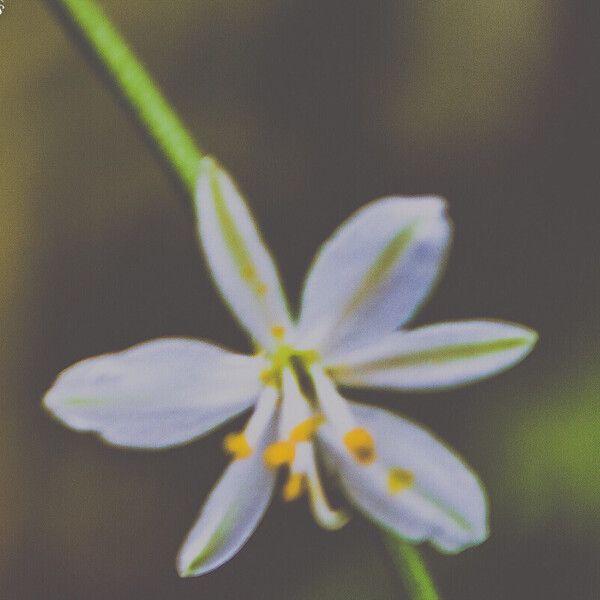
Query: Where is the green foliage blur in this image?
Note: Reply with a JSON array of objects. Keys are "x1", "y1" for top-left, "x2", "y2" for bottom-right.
[{"x1": 1, "y1": 1, "x2": 598, "y2": 598}]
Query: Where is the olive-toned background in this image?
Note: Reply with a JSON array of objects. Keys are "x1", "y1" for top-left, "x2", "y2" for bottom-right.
[{"x1": 1, "y1": 1, "x2": 598, "y2": 598}]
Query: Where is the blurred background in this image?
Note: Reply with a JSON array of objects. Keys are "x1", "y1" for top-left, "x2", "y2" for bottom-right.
[{"x1": 1, "y1": 1, "x2": 598, "y2": 598}]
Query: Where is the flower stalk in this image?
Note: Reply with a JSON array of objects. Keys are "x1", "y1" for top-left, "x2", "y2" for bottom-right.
[
  {"x1": 49, "y1": 0, "x2": 203, "y2": 196},
  {"x1": 383, "y1": 533, "x2": 439, "y2": 600}
]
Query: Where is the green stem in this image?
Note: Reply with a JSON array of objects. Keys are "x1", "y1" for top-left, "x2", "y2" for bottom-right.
[
  {"x1": 49, "y1": 1, "x2": 441, "y2": 596},
  {"x1": 382, "y1": 533, "x2": 440, "y2": 600},
  {"x1": 49, "y1": 0, "x2": 203, "y2": 196}
]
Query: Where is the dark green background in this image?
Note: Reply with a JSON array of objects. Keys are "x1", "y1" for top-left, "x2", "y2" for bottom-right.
[{"x1": 1, "y1": 1, "x2": 598, "y2": 598}]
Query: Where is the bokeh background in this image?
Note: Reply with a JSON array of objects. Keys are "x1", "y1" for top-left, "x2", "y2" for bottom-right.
[{"x1": 1, "y1": 1, "x2": 599, "y2": 598}]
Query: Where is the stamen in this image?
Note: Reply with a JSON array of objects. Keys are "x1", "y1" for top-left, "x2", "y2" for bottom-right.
[
  {"x1": 343, "y1": 427, "x2": 376, "y2": 465},
  {"x1": 223, "y1": 432, "x2": 252, "y2": 460},
  {"x1": 282, "y1": 472, "x2": 306, "y2": 502},
  {"x1": 263, "y1": 440, "x2": 296, "y2": 469},
  {"x1": 387, "y1": 467, "x2": 415, "y2": 494},
  {"x1": 271, "y1": 324, "x2": 286, "y2": 340},
  {"x1": 290, "y1": 414, "x2": 325, "y2": 443}
]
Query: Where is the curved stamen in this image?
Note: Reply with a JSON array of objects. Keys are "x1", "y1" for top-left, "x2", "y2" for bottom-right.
[
  {"x1": 263, "y1": 369, "x2": 316, "y2": 469},
  {"x1": 298, "y1": 442, "x2": 350, "y2": 530},
  {"x1": 223, "y1": 386, "x2": 278, "y2": 460}
]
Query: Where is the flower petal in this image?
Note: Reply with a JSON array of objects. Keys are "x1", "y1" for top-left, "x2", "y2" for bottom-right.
[
  {"x1": 177, "y1": 388, "x2": 278, "y2": 576},
  {"x1": 43, "y1": 338, "x2": 266, "y2": 449},
  {"x1": 328, "y1": 320, "x2": 538, "y2": 390},
  {"x1": 195, "y1": 157, "x2": 292, "y2": 349},
  {"x1": 297, "y1": 196, "x2": 451, "y2": 356},
  {"x1": 319, "y1": 402, "x2": 488, "y2": 553}
]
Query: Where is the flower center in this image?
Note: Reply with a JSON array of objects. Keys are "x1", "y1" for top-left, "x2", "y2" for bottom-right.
[
  {"x1": 262, "y1": 414, "x2": 325, "y2": 470},
  {"x1": 259, "y1": 341, "x2": 320, "y2": 389}
]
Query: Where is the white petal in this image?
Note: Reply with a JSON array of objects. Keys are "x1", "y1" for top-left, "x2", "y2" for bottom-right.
[
  {"x1": 177, "y1": 388, "x2": 278, "y2": 576},
  {"x1": 195, "y1": 157, "x2": 292, "y2": 349},
  {"x1": 328, "y1": 320, "x2": 538, "y2": 390},
  {"x1": 297, "y1": 196, "x2": 451, "y2": 356},
  {"x1": 319, "y1": 402, "x2": 488, "y2": 553},
  {"x1": 43, "y1": 338, "x2": 266, "y2": 449}
]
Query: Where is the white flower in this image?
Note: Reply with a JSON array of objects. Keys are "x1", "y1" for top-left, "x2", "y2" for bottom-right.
[{"x1": 44, "y1": 157, "x2": 537, "y2": 576}]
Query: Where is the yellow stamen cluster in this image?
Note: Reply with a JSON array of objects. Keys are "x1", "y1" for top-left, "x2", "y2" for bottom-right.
[
  {"x1": 343, "y1": 427, "x2": 376, "y2": 465},
  {"x1": 259, "y1": 345, "x2": 320, "y2": 389},
  {"x1": 263, "y1": 415, "x2": 325, "y2": 470},
  {"x1": 387, "y1": 467, "x2": 415, "y2": 494},
  {"x1": 282, "y1": 473, "x2": 306, "y2": 502},
  {"x1": 223, "y1": 432, "x2": 253, "y2": 460},
  {"x1": 262, "y1": 421, "x2": 325, "y2": 511}
]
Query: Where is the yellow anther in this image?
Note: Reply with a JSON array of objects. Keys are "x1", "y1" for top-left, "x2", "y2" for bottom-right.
[
  {"x1": 271, "y1": 324, "x2": 286, "y2": 340},
  {"x1": 241, "y1": 263, "x2": 256, "y2": 281},
  {"x1": 290, "y1": 414, "x2": 326, "y2": 443},
  {"x1": 263, "y1": 441, "x2": 296, "y2": 469},
  {"x1": 387, "y1": 468, "x2": 415, "y2": 494},
  {"x1": 282, "y1": 472, "x2": 306, "y2": 502},
  {"x1": 223, "y1": 432, "x2": 252, "y2": 460},
  {"x1": 343, "y1": 427, "x2": 376, "y2": 465},
  {"x1": 255, "y1": 282, "x2": 268, "y2": 296}
]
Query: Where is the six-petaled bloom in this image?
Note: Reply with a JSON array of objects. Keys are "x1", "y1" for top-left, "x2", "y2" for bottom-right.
[{"x1": 44, "y1": 157, "x2": 537, "y2": 576}]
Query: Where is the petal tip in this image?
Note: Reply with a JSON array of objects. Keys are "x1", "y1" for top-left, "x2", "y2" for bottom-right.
[{"x1": 432, "y1": 525, "x2": 489, "y2": 555}]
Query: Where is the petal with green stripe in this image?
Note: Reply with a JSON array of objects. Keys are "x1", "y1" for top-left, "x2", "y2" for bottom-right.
[
  {"x1": 177, "y1": 389, "x2": 277, "y2": 576},
  {"x1": 318, "y1": 402, "x2": 488, "y2": 553},
  {"x1": 327, "y1": 320, "x2": 538, "y2": 390},
  {"x1": 297, "y1": 197, "x2": 451, "y2": 356},
  {"x1": 195, "y1": 157, "x2": 292, "y2": 349}
]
